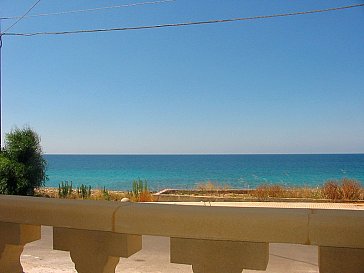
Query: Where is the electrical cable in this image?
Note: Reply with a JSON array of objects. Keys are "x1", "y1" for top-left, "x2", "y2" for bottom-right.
[
  {"x1": 2, "y1": 3, "x2": 364, "y2": 37},
  {"x1": 0, "y1": 0, "x2": 175, "y2": 21},
  {"x1": 1, "y1": 0, "x2": 41, "y2": 35}
]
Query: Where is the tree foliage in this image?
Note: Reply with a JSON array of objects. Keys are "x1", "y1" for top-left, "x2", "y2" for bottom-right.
[{"x1": 0, "y1": 127, "x2": 47, "y2": 195}]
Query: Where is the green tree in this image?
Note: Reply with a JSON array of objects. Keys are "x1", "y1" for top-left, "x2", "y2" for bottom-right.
[{"x1": 0, "y1": 127, "x2": 47, "y2": 195}]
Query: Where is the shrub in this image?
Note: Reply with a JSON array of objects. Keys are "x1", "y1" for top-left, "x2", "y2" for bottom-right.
[
  {"x1": 0, "y1": 157, "x2": 25, "y2": 195},
  {"x1": 58, "y1": 181, "x2": 73, "y2": 198},
  {"x1": 77, "y1": 184, "x2": 91, "y2": 199},
  {"x1": 0, "y1": 127, "x2": 47, "y2": 195},
  {"x1": 132, "y1": 179, "x2": 148, "y2": 195},
  {"x1": 102, "y1": 186, "x2": 111, "y2": 201},
  {"x1": 341, "y1": 178, "x2": 361, "y2": 200},
  {"x1": 322, "y1": 178, "x2": 362, "y2": 201},
  {"x1": 128, "y1": 179, "x2": 153, "y2": 202},
  {"x1": 322, "y1": 181, "x2": 343, "y2": 200}
]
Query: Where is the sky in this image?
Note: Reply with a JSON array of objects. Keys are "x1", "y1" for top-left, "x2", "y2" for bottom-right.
[{"x1": 0, "y1": 0, "x2": 363, "y2": 154}]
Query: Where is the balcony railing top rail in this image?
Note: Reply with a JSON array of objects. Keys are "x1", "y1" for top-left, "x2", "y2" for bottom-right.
[{"x1": 0, "y1": 195, "x2": 363, "y2": 249}]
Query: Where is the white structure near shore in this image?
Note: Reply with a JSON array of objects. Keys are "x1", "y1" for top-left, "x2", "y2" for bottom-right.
[{"x1": 0, "y1": 195, "x2": 363, "y2": 273}]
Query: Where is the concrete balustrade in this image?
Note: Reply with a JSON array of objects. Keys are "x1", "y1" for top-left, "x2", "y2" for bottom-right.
[
  {"x1": 0, "y1": 195, "x2": 363, "y2": 273},
  {"x1": 0, "y1": 222, "x2": 40, "y2": 273},
  {"x1": 319, "y1": 246, "x2": 364, "y2": 273},
  {"x1": 53, "y1": 228, "x2": 142, "y2": 273},
  {"x1": 170, "y1": 238, "x2": 269, "y2": 273}
]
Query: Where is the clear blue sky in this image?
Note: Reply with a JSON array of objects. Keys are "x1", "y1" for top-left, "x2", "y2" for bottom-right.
[{"x1": 1, "y1": 0, "x2": 363, "y2": 154}]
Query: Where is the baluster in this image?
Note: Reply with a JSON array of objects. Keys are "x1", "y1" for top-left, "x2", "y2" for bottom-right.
[
  {"x1": 0, "y1": 222, "x2": 41, "y2": 273},
  {"x1": 170, "y1": 237, "x2": 269, "y2": 273},
  {"x1": 319, "y1": 246, "x2": 364, "y2": 273},
  {"x1": 53, "y1": 227, "x2": 142, "y2": 273}
]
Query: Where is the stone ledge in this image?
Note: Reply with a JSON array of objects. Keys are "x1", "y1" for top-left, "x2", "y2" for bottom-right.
[
  {"x1": 0, "y1": 195, "x2": 123, "y2": 231},
  {"x1": 0, "y1": 196, "x2": 363, "y2": 249}
]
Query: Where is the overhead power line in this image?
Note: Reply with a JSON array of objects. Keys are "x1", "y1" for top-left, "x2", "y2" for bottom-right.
[
  {"x1": 1, "y1": 0, "x2": 41, "y2": 35},
  {"x1": 3, "y1": 3, "x2": 364, "y2": 37},
  {"x1": 0, "y1": 0, "x2": 175, "y2": 21}
]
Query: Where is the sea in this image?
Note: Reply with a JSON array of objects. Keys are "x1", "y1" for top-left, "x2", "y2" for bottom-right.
[{"x1": 43, "y1": 154, "x2": 364, "y2": 191}]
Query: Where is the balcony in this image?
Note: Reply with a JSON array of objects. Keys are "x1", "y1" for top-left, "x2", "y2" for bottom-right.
[{"x1": 0, "y1": 195, "x2": 363, "y2": 273}]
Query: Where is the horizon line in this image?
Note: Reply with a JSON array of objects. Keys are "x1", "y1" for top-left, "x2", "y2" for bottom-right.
[{"x1": 43, "y1": 152, "x2": 364, "y2": 156}]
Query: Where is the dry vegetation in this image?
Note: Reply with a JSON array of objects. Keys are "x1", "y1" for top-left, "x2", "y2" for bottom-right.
[
  {"x1": 195, "y1": 181, "x2": 230, "y2": 192},
  {"x1": 252, "y1": 185, "x2": 322, "y2": 199},
  {"x1": 321, "y1": 178, "x2": 363, "y2": 201},
  {"x1": 35, "y1": 178, "x2": 363, "y2": 203},
  {"x1": 128, "y1": 190, "x2": 154, "y2": 202},
  {"x1": 194, "y1": 179, "x2": 363, "y2": 201},
  {"x1": 248, "y1": 178, "x2": 363, "y2": 201}
]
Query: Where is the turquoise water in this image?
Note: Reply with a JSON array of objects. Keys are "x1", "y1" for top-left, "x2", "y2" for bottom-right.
[{"x1": 44, "y1": 154, "x2": 364, "y2": 190}]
